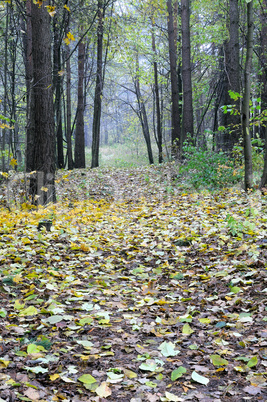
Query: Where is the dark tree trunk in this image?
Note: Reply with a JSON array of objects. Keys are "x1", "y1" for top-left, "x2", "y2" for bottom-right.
[
  {"x1": 91, "y1": 0, "x2": 104, "y2": 169},
  {"x1": 167, "y1": 0, "x2": 181, "y2": 158},
  {"x1": 260, "y1": 0, "x2": 267, "y2": 186},
  {"x1": 242, "y1": 0, "x2": 253, "y2": 190},
  {"x1": 75, "y1": 40, "x2": 86, "y2": 168},
  {"x1": 134, "y1": 53, "x2": 154, "y2": 165},
  {"x1": 151, "y1": 25, "x2": 163, "y2": 163},
  {"x1": 65, "y1": 19, "x2": 73, "y2": 170},
  {"x1": 30, "y1": 0, "x2": 56, "y2": 204},
  {"x1": 53, "y1": 14, "x2": 64, "y2": 169},
  {"x1": 181, "y1": 0, "x2": 194, "y2": 143},
  {"x1": 221, "y1": 0, "x2": 240, "y2": 152},
  {"x1": 23, "y1": 0, "x2": 35, "y2": 172}
]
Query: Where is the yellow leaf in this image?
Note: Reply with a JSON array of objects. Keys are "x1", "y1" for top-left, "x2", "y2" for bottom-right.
[
  {"x1": 50, "y1": 373, "x2": 60, "y2": 381},
  {"x1": 46, "y1": 5, "x2": 56, "y2": 16},
  {"x1": 13, "y1": 274, "x2": 23, "y2": 284},
  {"x1": 64, "y1": 4, "x2": 70, "y2": 11},
  {"x1": 64, "y1": 31, "x2": 75, "y2": 45},
  {"x1": 0, "y1": 359, "x2": 10, "y2": 368},
  {"x1": 14, "y1": 300, "x2": 25, "y2": 310},
  {"x1": 67, "y1": 31, "x2": 75, "y2": 41},
  {"x1": 41, "y1": 186, "x2": 48, "y2": 192},
  {"x1": 10, "y1": 158, "x2": 18, "y2": 168},
  {"x1": 58, "y1": 69, "x2": 65, "y2": 76}
]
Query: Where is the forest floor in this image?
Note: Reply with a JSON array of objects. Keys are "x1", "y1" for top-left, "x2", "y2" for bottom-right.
[{"x1": 0, "y1": 164, "x2": 267, "y2": 402}]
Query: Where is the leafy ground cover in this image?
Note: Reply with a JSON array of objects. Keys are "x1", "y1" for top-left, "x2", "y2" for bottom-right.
[{"x1": 0, "y1": 165, "x2": 267, "y2": 401}]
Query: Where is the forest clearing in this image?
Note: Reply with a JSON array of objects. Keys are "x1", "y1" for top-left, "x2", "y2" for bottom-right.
[{"x1": 0, "y1": 165, "x2": 266, "y2": 401}]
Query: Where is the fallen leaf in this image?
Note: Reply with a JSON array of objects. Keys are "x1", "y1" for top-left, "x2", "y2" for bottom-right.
[
  {"x1": 95, "y1": 381, "x2": 112, "y2": 398},
  {"x1": 191, "y1": 371, "x2": 209, "y2": 385}
]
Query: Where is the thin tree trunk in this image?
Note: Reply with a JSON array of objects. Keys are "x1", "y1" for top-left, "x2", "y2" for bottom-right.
[
  {"x1": 75, "y1": 40, "x2": 86, "y2": 168},
  {"x1": 53, "y1": 14, "x2": 64, "y2": 169},
  {"x1": 2, "y1": 3, "x2": 9, "y2": 171},
  {"x1": 151, "y1": 25, "x2": 163, "y2": 163},
  {"x1": 242, "y1": 0, "x2": 254, "y2": 190},
  {"x1": 65, "y1": 19, "x2": 73, "y2": 170},
  {"x1": 91, "y1": 0, "x2": 104, "y2": 169},
  {"x1": 221, "y1": 0, "x2": 240, "y2": 152},
  {"x1": 260, "y1": 0, "x2": 267, "y2": 187},
  {"x1": 134, "y1": 53, "x2": 154, "y2": 165},
  {"x1": 24, "y1": 0, "x2": 35, "y2": 172},
  {"x1": 167, "y1": 0, "x2": 181, "y2": 158},
  {"x1": 181, "y1": 0, "x2": 194, "y2": 143}
]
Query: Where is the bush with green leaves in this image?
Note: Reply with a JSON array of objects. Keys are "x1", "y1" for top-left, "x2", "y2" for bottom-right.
[{"x1": 178, "y1": 145, "x2": 243, "y2": 190}]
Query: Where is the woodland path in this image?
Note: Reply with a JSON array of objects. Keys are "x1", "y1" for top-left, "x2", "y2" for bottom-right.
[{"x1": 0, "y1": 165, "x2": 266, "y2": 401}]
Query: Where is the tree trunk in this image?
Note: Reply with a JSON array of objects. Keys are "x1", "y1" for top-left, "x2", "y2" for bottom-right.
[
  {"x1": 91, "y1": 0, "x2": 104, "y2": 169},
  {"x1": 151, "y1": 25, "x2": 163, "y2": 164},
  {"x1": 65, "y1": 19, "x2": 73, "y2": 170},
  {"x1": 242, "y1": 0, "x2": 253, "y2": 191},
  {"x1": 24, "y1": 0, "x2": 35, "y2": 172},
  {"x1": 75, "y1": 40, "x2": 86, "y2": 168},
  {"x1": 221, "y1": 0, "x2": 240, "y2": 152},
  {"x1": 167, "y1": 0, "x2": 181, "y2": 158},
  {"x1": 1, "y1": 3, "x2": 9, "y2": 171},
  {"x1": 53, "y1": 14, "x2": 64, "y2": 169},
  {"x1": 181, "y1": 0, "x2": 194, "y2": 143},
  {"x1": 30, "y1": 0, "x2": 56, "y2": 204},
  {"x1": 134, "y1": 53, "x2": 154, "y2": 165},
  {"x1": 260, "y1": 0, "x2": 267, "y2": 187}
]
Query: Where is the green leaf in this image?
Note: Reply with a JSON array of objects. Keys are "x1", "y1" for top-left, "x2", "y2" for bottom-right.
[
  {"x1": 0, "y1": 309, "x2": 7, "y2": 317},
  {"x1": 159, "y1": 341, "x2": 180, "y2": 357},
  {"x1": 247, "y1": 356, "x2": 258, "y2": 368},
  {"x1": 106, "y1": 372, "x2": 124, "y2": 381},
  {"x1": 210, "y1": 354, "x2": 229, "y2": 366},
  {"x1": 198, "y1": 318, "x2": 211, "y2": 324},
  {"x1": 230, "y1": 286, "x2": 241, "y2": 294},
  {"x1": 182, "y1": 323, "x2": 194, "y2": 335},
  {"x1": 171, "y1": 366, "x2": 187, "y2": 381},
  {"x1": 139, "y1": 359, "x2": 158, "y2": 372},
  {"x1": 25, "y1": 366, "x2": 48, "y2": 374},
  {"x1": 18, "y1": 306, "x2": 38, "y2": 316},
  {"x1": 78, "y1": 374, "x2": 97, "y2": 384},
  {"x1": 79, "y1": 317, "x2": 93, "y2": 326},
  {"x1": 165, "y1": 391, "x2": 183, "y2": 401},
  {"x1": 191, "y1": 371, "x2": 209, "y2": 385},
  {"x1": 45, "y1": 315, "x2": 63, "y2": 324},
  {"x1": 76, "y1": 340, "x2": 93, "y2": 348},
  {"x1": 27, "y1": 344, "x2": 45, "y2": 355}
]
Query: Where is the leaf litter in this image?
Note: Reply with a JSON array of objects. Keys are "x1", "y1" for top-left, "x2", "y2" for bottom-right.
[{"x1": 0, "y1": 164, "x2": 266, "y2": 401}]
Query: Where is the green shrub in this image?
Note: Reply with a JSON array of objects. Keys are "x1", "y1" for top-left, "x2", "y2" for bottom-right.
[{"x1": 178, "y1": 145, "x2": 243, "y2": 190}]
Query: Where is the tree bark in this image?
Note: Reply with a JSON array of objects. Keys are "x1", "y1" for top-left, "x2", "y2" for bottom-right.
[
  {"x1": 221, "y1": 0, "x2": 240, "y2": 152},
  {"x1": 91, "y1": 0, "x2": 104, "y2": 169},
  {"x1": 24, "y1": 0, "x2": 35, "y2": 172},
  {"x1": 181, "y1": 0, "x2": 194, "y2": 143},
  {"x1": 151, "y1": 25, "x2": 163, "y2": 163},
  {"x1": 134, "y1": 53, "x2": 154, "y2": 165},
  {"x1": 260, "y1": 0, "x2": 267, "y2": 187},
  {"x1": 242, "y1": 0, "x2": 253, "y2": 190},
  {"x1": 30, "y1": 0, "x2": 56, "y2": 204},
  {"x1": 53, "y1": 13, "x2": 64, "y2": 169},
  {"x1": 167, "y1": 0, "x2": 181, "y2": 158},
  {"x1": 65, "y1": 17, "x2": 74, "y2": 170},
  {"x1": 75, "y1": 40, "x2": 86, "y2": 168}
]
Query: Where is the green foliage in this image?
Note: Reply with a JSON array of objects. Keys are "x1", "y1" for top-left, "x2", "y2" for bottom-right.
[
  {"x1": 178, "y1": 145, "x2": 242, "y2": 190},
  {"x1": 226, "y1": 213, "x2": 256, "y2": 237}
]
